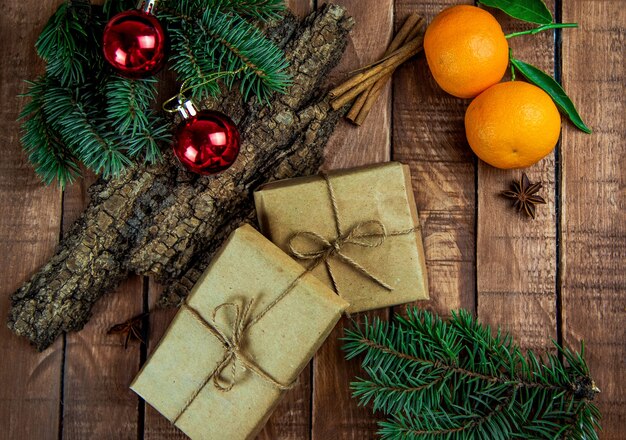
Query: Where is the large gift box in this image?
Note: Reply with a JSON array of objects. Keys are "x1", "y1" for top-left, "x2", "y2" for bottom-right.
[
  {"x1": 254, "y1": 162, "x2": 428, "y2": 313},
  {"x1": 131, "y1": 224, "x2": 348, "y2": 439}
]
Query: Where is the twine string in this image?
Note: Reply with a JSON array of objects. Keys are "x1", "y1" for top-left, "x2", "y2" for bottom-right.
[
  {"x1": 287, "y1": 171, "x2": 420, "y2": 295},
  {"x1": 172, "y1": 271, "x2": 308, "y2": 424}
]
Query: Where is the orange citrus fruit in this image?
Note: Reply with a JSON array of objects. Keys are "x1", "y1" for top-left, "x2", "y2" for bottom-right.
[
  {"x1": 424, "y1": 5, "x2": 509, "y2": 98},
  {"x1": 465, "y1": 81, "x2": 561, "y2": 169}
]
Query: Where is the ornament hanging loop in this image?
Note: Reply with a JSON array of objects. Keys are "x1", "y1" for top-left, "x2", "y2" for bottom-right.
[{"x1": 162, "y1": 67, "x2": 248, "y2": 118}]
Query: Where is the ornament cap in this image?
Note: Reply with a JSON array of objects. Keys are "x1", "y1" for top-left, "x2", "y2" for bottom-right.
[
  {"x1": 176, "y1": 98, "x2": 199, "y2": 120},
  {"x1": 137, "y1": 0, "x2": 158, "y2": 14}
]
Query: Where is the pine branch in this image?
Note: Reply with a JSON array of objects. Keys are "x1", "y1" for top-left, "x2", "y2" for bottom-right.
[
  {"x1": 200, "y1": 8, "x2": 290, "y2": 101},
  {"x1": 343, "y1": 308, "x2": 601, "y2": 440},
  {"x1": 210, "y1": 0, "x2": 286, "y2": 20},
  {"x1": 160, "y1": 7, "x2": 290, "y2": 101},
  {"x1": 36, "y1": 1, "x2": 101, "y2": 86},
  {"x1": 106, "y1": 76, "x2": 157, "y2": 136},
  {"x1": 43, "y1": 83, "x2": 133, "y2": 177},
  {"x1": 125, "y1": 112, "x2": 172, "y2": 163},
  {"x1": 19, "y1": 77, "x2": 81, "y2": 186},
  {"x1": 166, "y1": 20, "x2": 222, "y2": 99}
]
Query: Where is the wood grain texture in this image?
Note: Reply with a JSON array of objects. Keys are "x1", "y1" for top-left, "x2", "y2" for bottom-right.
[
  {"x1": 393, "y1": 0, "x2": 476, "y2": 316},
  {"x1": 561, "y1": 1, "x2": 626, "y2": 437},
  {"x1": 0, "y1": 0, "x2": 63, "y2": 438},
  {"x1": 476, "y1": 3, "x2": 558, "y2": 352},
  {"x1": 312, "y1": 0, "x2": 393, "y2": 439},
  {"x1": 323, "y1": 0, "x2": 392, "y2": 169},
  {"x1": 61, "y1": 173, "x2": 144, "y2": 440}
]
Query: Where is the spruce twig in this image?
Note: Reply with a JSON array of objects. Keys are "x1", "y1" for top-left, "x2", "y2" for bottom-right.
[{"x1": 343, "y1": 308, "x2": 601, "y2": 440}]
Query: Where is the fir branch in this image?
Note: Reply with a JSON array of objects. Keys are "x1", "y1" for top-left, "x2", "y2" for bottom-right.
[
  {"x1": 200, "y1": 8, "x2": 290, "y2": 101},
  {"x1": 160, "y1": 7, "x2": 290, "y2": 101},
  {"x1": 166, "y1": 21, "x2": 222, "y2": 99},
  {"x1": 43, "y1": 83, "x2": 133, "y2": 178},
  {"x1": 106, "y1": 76, "x2": 158, "y2": 136},
  {"x1": 343, "y1": 309, "x2": 601, "y2": 439},
  {"x1": 209, "y1": 0, "x2": 286, "y2": 20},
  {"x1": 19, "y1": 78, "x2": 81, "y2": 186},
  {"x1": 125, "y1": 112, "x2": 172, "y2": 163},
  {"x1": 36, "y1": 1, "x2": 100, "y2": 86}
]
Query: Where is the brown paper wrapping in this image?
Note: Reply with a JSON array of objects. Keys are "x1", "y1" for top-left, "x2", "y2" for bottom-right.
[
  {"x1": 254, "y1": 162, "x2": 428, "y2": 313},
  {"x1": 131, "y1": 224, "x2": 348, "y2": 440}
]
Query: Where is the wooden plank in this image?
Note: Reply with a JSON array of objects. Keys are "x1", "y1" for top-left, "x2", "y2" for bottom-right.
[
  {"x1": 561, "y1": 1, "x2": 625, "y2": 437},
  {"x1": 476, "y1": 3, "x2": 558, "y2": 351},
  {"x1": 393, "y1": 0, "x2": 476, "y2": 316},
  {"x1": 61, "y1": 173, "x2": 144, "y2": 440},
  {"x1": 312, "y1": 0, "x2": 393, "y2": 439},
  {"x1": 323, "y1": 0, "x2": 392, "y2": 169},
  {"x1": 0, "y1": 0, "x2": 64, "y2": 438}
]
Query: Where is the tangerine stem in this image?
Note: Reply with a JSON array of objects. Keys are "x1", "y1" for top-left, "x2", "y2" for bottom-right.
[{"x1": 505, "y1": 23, "x2": 578, "y2": 39}]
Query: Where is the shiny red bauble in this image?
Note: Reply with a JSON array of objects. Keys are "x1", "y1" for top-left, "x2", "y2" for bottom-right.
[
  {"x1": 102, "y1": 10, "x2": 167, "y2": 78},
  {"x1": 173, "y1": 110, "x2": 241, "y2": 175}
]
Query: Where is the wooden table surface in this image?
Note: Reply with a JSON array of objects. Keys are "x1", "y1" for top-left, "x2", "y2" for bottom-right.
[{"x1": 1, "y1": 0, "x2": 624, "y2": 438}]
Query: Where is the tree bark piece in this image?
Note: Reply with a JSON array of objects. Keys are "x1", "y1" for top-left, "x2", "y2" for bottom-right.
[{"x1": 8, "y1": 4, "x2": 354, "y2": 350}]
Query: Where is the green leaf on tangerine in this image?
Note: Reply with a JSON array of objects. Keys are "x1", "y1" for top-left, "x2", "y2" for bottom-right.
[
  {"x1": 479, "y1": 0, "x2": 553, "y2": 25},
  {"x1": 510, "y1": 57, "x2": 592, "y2": 134}
]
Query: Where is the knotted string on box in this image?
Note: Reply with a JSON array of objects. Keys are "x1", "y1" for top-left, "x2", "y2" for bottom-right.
[
  {"x1": 287, "y1": 171, "x2": 420, "y2": 296},
  {"x1": 172, "y1": 271, "x2": 307, "y2": 424}
]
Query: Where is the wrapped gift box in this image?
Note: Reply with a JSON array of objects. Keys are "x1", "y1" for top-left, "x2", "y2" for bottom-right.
[
  {"x1": 131, "y1": 224, "x2": 348, "y2": 440},
  {"x1": 254, "y1": 162, "x2": 428, "y2": 313}
]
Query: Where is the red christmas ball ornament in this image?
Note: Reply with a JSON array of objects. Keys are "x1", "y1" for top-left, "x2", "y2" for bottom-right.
[
  {"x1": 172, "y1": 100, "x2": 241, "y2": 175},
  {"x1": 102, "y1": 0, "x2": 167, "y2": 78}
]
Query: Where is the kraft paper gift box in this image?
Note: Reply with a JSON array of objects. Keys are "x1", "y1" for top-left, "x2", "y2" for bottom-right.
[
  {"x1": 131, "y1": 224, "x2": 348, "y2": 440},
  {"x1": 254, "y1": 161, "x2": 429, "y2": 313}
]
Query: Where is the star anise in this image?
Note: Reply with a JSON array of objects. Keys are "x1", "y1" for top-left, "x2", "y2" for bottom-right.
[
  {"x1": 501, "y1": 173, "x2": 547, "y2": 219},
  {"x1": 108, "y1": 313, "x2": 148, "y2": 349}
]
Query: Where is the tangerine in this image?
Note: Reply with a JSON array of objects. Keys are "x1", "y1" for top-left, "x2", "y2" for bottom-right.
[
  {"x1": 465, "y1": 81, "x2": 561, "y2": 169},
  {"x1": 424, "y1": 5, "x2": 509, "y2": 98}
]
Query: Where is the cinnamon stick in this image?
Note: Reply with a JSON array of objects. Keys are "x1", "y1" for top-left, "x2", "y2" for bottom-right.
[
  {"x1": 347, "y1": 15, "x2": 424, "y2": 121},
  {"x1": 350, "y1": 18, "x2": 425, "y2": 125},
  {"x1": 330, "y1": 35, "x2": 424, "y2": 110}
]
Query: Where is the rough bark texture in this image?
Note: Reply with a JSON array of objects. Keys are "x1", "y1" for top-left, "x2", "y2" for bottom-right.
[{"x1": 8, "y1": 4, "x2": 354, "y2": 351}]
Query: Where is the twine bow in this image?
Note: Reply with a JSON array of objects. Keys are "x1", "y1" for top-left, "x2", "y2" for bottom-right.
[
  {"x1": 173, "y1": 272, "x2": 307, "y2": 424},
  {"x1": 288, "y1": 219, "x2": 393, "y2": 291},
  {"x1": 287, "y1": 172, "x2": 419, "y2": 296}
]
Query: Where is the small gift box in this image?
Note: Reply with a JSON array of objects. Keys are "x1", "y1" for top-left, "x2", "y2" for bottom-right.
[
  {"x1": 131, "y1": 224, "x2": 348, "y2": 440},
  {"x1": 254, "y1": 162, "x2": 428, "y2": 313}
]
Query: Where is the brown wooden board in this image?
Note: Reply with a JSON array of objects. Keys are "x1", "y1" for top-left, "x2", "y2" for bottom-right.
[
  {"x1": 476, "y1": 3, "x2": 558, "y2": 352},
  {"x1": 312, "y1": 0, "x2": 393, "y2": 438},
  {"x1": 0, "y1": 0, "x2": 64, "y2": 438},
  {"x1": 393, "y1": 0, "x2": 476, "y2": 317},
  {"x1": 561, "y1": 1, "x2": 626, "y2": 437},
  {"x1": 61, "y1": 173, "x2": 145, "y2": 440}
]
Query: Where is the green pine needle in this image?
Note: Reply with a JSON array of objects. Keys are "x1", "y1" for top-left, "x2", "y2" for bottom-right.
[
  {"x1": 20, "y1": 78, "x2": 81, "y2": 186},
  {"x1": 343, "y1": 308, "x2": 601, "y2": 440},
  {"x1": 106, "y1": 76, "x2": 158, "y2": 136},
  {"x1": 209, "y1": 0, "x2": 286, "y2": 20}
]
